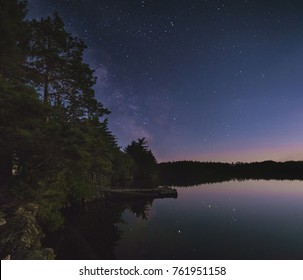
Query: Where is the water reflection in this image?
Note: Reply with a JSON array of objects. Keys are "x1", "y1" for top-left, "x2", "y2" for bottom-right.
[
  {"x1": 47, "y1": 180, "x2": 303, "y2": 259},
  {"x1": 45, "y1": 199, "x2": 154, "y2": 259},
  {"x1": 116, "y1": 180, "x2": 303, "y2": 259}
]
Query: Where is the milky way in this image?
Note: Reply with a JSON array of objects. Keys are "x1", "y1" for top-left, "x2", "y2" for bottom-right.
[{"x1": 27, "y1": 0, "x2": 303, "y2": 162}]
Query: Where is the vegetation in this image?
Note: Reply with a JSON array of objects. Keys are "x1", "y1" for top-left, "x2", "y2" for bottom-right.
[
  {"x1": 159, "y1": 160, "x2": 303, "y2": 186},
  {"x1": 125, "y1": 138, "x2": 158, "y2": 188},
  {"x1": 0, "y1": 0, "x2": 157, "y2": 233}
]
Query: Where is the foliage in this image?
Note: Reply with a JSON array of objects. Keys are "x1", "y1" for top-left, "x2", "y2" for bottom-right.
[
  {"x1": 0, "y1": 2, "x2": 159, "y2": 233},
  {"x1": 125, "y1": 138, "x2": 158, "y2": 188},
  {"x1": 37, "y1": 203, "x2": 64, "y2": 232},
  {"x1": 111, "y1": 151, "x2": 134, "y2": 188},
  {"x1": 0, "y1": 0, "x2": 28, "y2": 82},
  {"x1": 159, "y1": 160, "x2": 303, "y2": 186}
]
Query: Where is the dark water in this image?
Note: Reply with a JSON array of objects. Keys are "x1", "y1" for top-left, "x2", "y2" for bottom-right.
[{"x1": 47, "y1": 180, "x2": 303, "y2": 259}]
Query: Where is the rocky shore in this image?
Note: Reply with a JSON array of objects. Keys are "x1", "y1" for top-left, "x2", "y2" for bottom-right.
[{"x1": 0, "y1": 202, "x2": 55, "y2": 260}]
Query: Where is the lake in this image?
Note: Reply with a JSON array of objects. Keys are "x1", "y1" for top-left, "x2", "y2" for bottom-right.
[{"x1": 47, "y1": 180, "x2": 303, "y2": 259}]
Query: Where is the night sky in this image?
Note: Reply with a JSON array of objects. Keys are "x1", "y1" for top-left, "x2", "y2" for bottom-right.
[{"x1": 26, "y1": 0, "x2": 303, "y2": 162}]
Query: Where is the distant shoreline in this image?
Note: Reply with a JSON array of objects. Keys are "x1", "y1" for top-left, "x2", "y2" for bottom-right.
[{"x1": 158, "y1": 160, "x2": 303, "y2": 186}]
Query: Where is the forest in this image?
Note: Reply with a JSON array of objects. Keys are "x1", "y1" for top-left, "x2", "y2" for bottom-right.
[
  {"x1": 0, "y1": 0, "x2": 158, "y2": 231},
  {"x1": 159, "y1": 160, "x2": 303, "y2": 186}
]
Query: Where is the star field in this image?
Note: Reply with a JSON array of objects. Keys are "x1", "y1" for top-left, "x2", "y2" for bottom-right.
[{"x1": 27, "y1": 0, "x2": 303, "y2": 162}]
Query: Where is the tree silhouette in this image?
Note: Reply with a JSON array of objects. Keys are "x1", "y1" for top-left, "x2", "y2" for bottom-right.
[
  {"x1": 0, "y1": 3, "x2": 138, "y2": 232},
  {"x1": 0, "y1": 0, "x2": 35, "y2": 185},
  {"x1": 125, "y1": 138, "x2": 158, "y2": 188},
  {"x1": 27, "y1": 13, "x2": 107, "y2": 123}
]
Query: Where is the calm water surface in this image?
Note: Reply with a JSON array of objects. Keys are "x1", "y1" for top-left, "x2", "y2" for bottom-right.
[{"x1": 50, "y1": 180, "x2": 303, "y2": 259}]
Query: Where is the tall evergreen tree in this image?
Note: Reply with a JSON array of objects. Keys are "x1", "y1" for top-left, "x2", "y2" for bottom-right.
[
  {"x1": 27, "y1": 13, "x2": 107, "y2": 122},
  {"x1": 0, "y1": 0, "x2": 32, "y2": 185},
  {"x1": 0, "y1": 2, "x2": 135, "y2": 207},
  {"x1": 125, "y1": 138, "x2": 158, "y2": 188},
  {"x1": 0, "y1": 0, "x2": 28, "y2": 83}
]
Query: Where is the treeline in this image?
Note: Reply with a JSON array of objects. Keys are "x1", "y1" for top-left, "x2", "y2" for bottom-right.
[
  {"x1": 0, "y1": 1, "x2": 157, "y2": 230},
  {"x1": 158, "y1": 160, "x2": 303, "y2": 186}
]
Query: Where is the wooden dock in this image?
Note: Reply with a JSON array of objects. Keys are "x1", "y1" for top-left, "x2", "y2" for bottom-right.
[{"x1": 100, "y1": 187, "x2": 178, "y2": 199}]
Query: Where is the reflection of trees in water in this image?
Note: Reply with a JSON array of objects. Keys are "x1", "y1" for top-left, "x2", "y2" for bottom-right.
[
  {"x1": 127, "y1": 199, "x2": 153, "y2": 220},
  {"x1": 44, "y1": 198, "x2": 154, "y2": 259}
]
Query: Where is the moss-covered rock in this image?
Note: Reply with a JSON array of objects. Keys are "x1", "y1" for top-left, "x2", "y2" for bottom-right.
[{"x1": 0, "y1": 203, "x2": 55, "y2": 259}]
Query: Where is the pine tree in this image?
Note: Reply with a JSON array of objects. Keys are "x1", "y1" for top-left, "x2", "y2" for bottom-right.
[
  {"x1": 125, "y1": 138, "x2": 158, "y2": 188},
  {"x1": 0, "y1": 0, "x2": 32, "y2": 185},
  {"x1": 27, "y1": 12, "x2": 107, "y2": 122},
  {"x1": 0, "y1": 0, "x2": 28, "y2": 83},
  {"x1": 0, "y1": 3, "x2": 134, "y2": 204}
]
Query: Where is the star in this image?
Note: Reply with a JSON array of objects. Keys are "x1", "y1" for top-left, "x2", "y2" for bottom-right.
[{"x1": 26, "y1": 0, "x2": 303, "y2": 162}]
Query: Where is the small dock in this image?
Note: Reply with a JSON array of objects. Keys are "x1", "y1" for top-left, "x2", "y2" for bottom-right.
[{"x1": 100, "y1": 187, "x2": 178, "y2": 199}]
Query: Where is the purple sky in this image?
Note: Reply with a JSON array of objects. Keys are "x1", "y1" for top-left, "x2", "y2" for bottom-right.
[{"x1": 27, "y1": 0, "x2": 303, "y2": 162}]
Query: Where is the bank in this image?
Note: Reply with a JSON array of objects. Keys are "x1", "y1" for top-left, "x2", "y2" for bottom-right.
[{"x1": 0, "y1": 192, "x2": 55, "y2": 260}]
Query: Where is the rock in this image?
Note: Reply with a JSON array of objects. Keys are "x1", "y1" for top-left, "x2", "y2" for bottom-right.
[
  {"x1": 25, "y1": 248, "x2": 55, "y2": 260},
  {"x1": 0, "y1": 218, "x2": 6, "y2": 226},
  {"x1": 15, "y1": 203, "x2": 39, "y2": 217},
  {"x1": 2, "y1": 254, "x2": 10, "y2": 260},
  {"x1": 0, "y1": 203, "x2": 55, "y2": 260}
]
